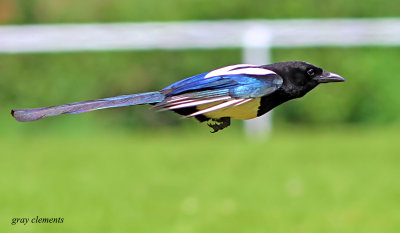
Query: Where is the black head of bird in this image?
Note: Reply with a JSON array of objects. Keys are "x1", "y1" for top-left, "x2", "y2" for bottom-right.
[
  {"x1": 263, "y1": 61, "x2": 345, "y2": 99},
  {"x1": 11, "y1": 61, "x2": 345, "y2": 133}
]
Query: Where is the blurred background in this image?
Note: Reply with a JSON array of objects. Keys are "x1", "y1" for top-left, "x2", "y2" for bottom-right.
[{"x1": 1, "y1": 0, "x2": 399, "y2": 233}]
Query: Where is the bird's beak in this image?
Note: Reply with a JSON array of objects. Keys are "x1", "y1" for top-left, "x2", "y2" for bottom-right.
[{"x1": 317, "y1": 71, "x2": 346, "y2": 83}]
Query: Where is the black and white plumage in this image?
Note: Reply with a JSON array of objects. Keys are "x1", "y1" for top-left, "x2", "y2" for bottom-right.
[{"x1": 11, "y1": 61, "x2": 345, "y2": 133}]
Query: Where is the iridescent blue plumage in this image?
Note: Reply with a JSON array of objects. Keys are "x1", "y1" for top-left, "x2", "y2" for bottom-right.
[{"x1": 162, "y1": 71, "x2": 282, "y2": 99}]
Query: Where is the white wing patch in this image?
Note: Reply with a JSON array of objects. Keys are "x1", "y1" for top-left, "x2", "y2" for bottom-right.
[
  {"x1": 204, "y1": 64, "x2": 276, "y2": 79},
  {"x1": 233, "y1": 98, "x2": 253, "y2": 106},
  {"x1": 167, "y1": 96, "x2": 232, "y2": 109}
]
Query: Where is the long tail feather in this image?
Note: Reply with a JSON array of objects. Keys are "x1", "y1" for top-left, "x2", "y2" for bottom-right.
[{"x1": 11, "y1": 91, "x2": 165, "y2": 122}]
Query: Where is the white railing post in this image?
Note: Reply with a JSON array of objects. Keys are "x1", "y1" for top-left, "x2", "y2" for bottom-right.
[{"x1": 242, "y1": 26, "x2": 273, "y2": 138}]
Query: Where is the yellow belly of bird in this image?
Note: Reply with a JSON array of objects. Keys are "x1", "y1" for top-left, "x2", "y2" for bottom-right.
[{"x1": 197, "y1": 98, "x2": 261, "y2": 120}]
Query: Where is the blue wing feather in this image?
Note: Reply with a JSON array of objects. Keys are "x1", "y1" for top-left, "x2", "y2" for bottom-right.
[
  {"x1": 162, "y1": 72, "x2": 237, "y2": 96},
  {"x1": 229, "y1": 74, "x2": 283, "y2": 98},
  {"x1": 161, "y1": 72, "x2": 209, "y2": 95},
  {"x1": 162, "y1": 72, "x2": 282, "y2": 99}
]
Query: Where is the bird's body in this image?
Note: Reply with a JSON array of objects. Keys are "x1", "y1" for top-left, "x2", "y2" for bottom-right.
[
  {"x1": 11, "y1": 61, "x2": 345, "y2": 132},
  {"x1": 197, "y1": 98, "x2": 261, "y2": 120}
]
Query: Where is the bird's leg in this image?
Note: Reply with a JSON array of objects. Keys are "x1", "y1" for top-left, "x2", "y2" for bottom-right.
[{"x1": 207, "y1": 117, "x2": 231, "y2": 133}]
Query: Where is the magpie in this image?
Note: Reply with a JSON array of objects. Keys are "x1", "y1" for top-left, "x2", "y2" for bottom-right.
[{"x1": 11, "y1": 61, "x2": 345, "y2": 132}]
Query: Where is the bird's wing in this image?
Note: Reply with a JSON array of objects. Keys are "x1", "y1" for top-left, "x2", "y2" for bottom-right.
[{"x1": 155, "y1": 64, "x2": 283, "y2": 115}]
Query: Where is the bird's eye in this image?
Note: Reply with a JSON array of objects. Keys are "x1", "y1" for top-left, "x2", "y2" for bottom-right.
[{"x1": 307, "y1": 68, "x2": 315, "y2": 76}]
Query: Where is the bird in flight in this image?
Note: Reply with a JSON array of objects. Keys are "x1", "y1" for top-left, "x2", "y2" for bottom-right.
[{"x1": 11, "y1": 61, "x2": 345, "y2": 132}]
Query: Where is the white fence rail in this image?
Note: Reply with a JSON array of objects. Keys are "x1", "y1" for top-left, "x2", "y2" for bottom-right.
[{"x1": 1, "y1": 19, "x2": 400, "y2": 53}]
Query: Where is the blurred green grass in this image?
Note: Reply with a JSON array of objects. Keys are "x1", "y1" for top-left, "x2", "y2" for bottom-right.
[
  {"x1": 1, "y1": 127, "x2": 399, "y2": 233},
  {"x1": 6, "y1": 0, "x2": 400, "y2": 24}
]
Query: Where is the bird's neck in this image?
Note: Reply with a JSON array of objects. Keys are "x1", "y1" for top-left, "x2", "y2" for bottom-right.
[{"x1": 257, "y1": 90, "x2": 291, "y2": 117}]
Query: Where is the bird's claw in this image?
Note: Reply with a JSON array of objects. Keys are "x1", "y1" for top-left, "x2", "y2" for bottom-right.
[{"x1": 206, "y1": 117, "x2": 231, "y2": 133}]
